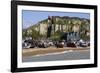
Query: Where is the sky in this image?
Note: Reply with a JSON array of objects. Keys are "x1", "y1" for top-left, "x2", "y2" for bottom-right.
[{"x1": 22, "y1": 10, "x2": 90, "y2": 29}]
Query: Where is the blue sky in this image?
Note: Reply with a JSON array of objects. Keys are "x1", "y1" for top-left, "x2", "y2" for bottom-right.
[{"x1": 22, "y1": 10, "x2": 90, "y2": 29}]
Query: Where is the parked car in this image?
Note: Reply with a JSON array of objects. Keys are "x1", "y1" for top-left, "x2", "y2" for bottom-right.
[
  {"x1": 78, "y1": 39, "x2": 88, "y2": 47},
  {"x1": 37, "y1": 40, "x2": 48, "y2": 48},
  {"x1": 56, "y1": 41, "x2": 64, "y2": 48},
  {"x1": 66, "y1": 41, "x2": 76, "y2": 47},
  {"x1": 22, "y1": 39, "x2": 36, "y2": 48}
]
